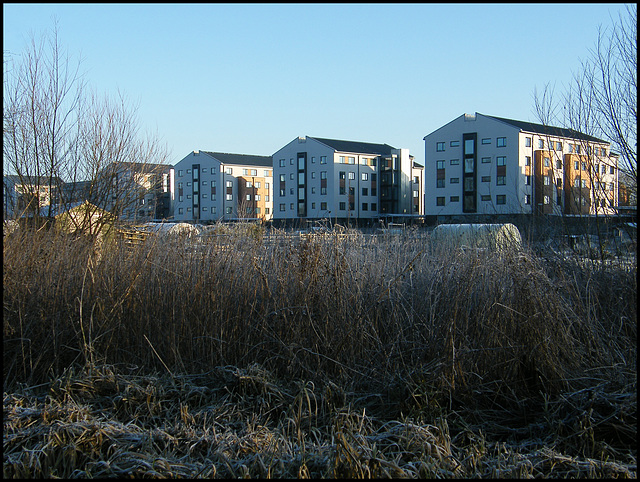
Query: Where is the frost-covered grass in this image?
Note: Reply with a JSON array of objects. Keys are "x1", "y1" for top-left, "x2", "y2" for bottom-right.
[{"x1": 3, "y1": 226, "x2": 636, "y2": 477}]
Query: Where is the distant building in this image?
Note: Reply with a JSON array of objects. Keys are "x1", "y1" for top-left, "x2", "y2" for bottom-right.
[
  {"x1": 173, "y1": 151, "x2": 273, "y2": 222},
  {"x1": 272, "y1": 136, "x2": 424, "y2": 225},
  {"x1": 99, "y1": 162, "x2": 174, "y2": 222},
  {"x1": 3, "y1": 174, "x2": 62, "y2": 219},
  {"x1": 423, "y1": 113, "x2": 618, "y2": 218}
]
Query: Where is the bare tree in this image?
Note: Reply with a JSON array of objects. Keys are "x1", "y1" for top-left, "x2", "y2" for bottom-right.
[
  {"x1": 3, "y1": 20, "x2": 170, "y2": 236},
  {"x1": 535, "y1": 5, "x2": 636, "y2": 204}
]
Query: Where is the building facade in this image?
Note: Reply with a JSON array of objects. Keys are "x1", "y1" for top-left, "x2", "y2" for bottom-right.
[
  {"x1": 272, "y1": 136, "x2": 424, "y2": 225},
  {"x1": 100, "y1": 162, "x2": 174, "y2": 222},
  {"x1": 423, "y1": 113, "x2": 618, "y2": 218},
  {"x1": 3, "y1": 174, "x2": 62, "y2": 219},
  {"x1": 173, "y1": 151, "x2": 273, "y2": 222}
]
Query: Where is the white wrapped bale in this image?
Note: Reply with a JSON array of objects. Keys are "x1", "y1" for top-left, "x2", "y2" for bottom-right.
[{"x1": 431, "y1": 223, "x2": 522, "y2": 252}]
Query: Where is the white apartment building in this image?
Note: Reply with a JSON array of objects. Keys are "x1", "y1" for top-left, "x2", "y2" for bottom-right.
[
  {"x1": 272, "y1": 136, "x2": 424, "y2": 225},
  {"x1": 423, "y1": 113, "x2": 618, "y2": 217},
  {"x1": 173, "y1": 151, "x2": 273, "y2": 222}
]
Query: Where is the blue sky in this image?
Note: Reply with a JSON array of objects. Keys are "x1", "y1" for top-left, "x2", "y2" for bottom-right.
[{"x1": 3, "y1": 3, "x2": 630, "y2": 166}]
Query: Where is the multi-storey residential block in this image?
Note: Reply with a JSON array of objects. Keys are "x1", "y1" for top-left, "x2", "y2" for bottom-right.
[
  {"x1": 3, "y1": 174, "x2": 62, "y2": 219},
  {"x1": 272, "y1": 136, "x2": 424, "y2": 225},
  {"x1": 423, "y1": 113, "x2": 618, "y2": 217},
  {"x1": 100, "y1": 162, "x2": 174, "y2": 221},
  {"x1": 173, "y1": 151, "x2": 273, "y2": 222}
]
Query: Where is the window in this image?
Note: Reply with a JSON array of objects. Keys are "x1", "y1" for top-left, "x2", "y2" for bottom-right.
[
  {"x1": 556, "y1": 159, "x2": 562, "y2": 169},
  {"x1": 525, "y1": 194, "x2": 531, "y2": 205},
  {"x1": 414, "y1": 176, "x2": 419, "y2": 183},
  {"x1": 538, "y1": 139, "x2": 544, "y2": 149},
  {"x1": 339, "y1": 156, "x2": 345, "y2": 164},
  {"x1": 178, "y1": 208, "x2": 183, "y2": 215},
  {"x1": 450, "y1": 196, "x2": 459, "y2": 202},
  {"x1": 437, "y1": 179, "x2": 445, "y2": 188},
  {"x1": 610, "y1": 166, "x2": 615, "y2": 174},
  {"x1": 526, "y1": 175, "x2": 531, "y2": 185},
  {"x1": 497, "y1": 137, "x2": 506, "y2": 147},
  {"x1": 450, "y1": 140, "x2": 460, "y2": 147},
  {"x1": 320, "y1": 171, "x2": 327, "y2": 180},
  {"x1": 243, "y1": 169, "x2": 249, "y2": 176},
  {"x1": 290, "y1": 159, "x2": 294, "y2": 165},
  {"x1": 556, "y1": 141, "x2": 562, "y2": 150},
  {"x1": 413, "y1": 190, "x2": 419, "y2": 198},
  {"x1": 361, "y1": 203, "x2": 368, "y2": 211},
  {"x1": 320, "y1": 156, "x2": 327, "y2": 164},
  {"x1": 348, "y1": 156, "x2": 355, "y2": 164},
  {"x1": 321, "y1": 187, "x2": 327, "y2": 195},
  {"x1": 178, "y1": 170, "x2": 183, "y2": 177},
  {"x1": 339, "y1": 202, "x2": 346, "y2": 210},
  {"x1": 348, "y1": 172, "x2": 355, "y2": 180},
  {"x1": 581, "y1": 162, "x2": 587, "y2": 171},
  {"x1": 525, "y1": 137, "x2": 531, "y2": 147},
  {"x1": 496, "y1": 195, "x2": 506, "y2": 205},
  {"x1": 362, "y1": 187, "x2": 368, "y2": 196},
  {"x1": 481, "y1": 138, "x2": 491, "y2": 145},
  {"x1": 339, "y1": 171, "x2": 345, "y2": 180},
  {"x1": 436, "y1": 197, "x2": 445, "y2": 206},
  {"x1": 321, "y1": 202, "x2": 327, "y2": 210},
  {"x1": 581, "y1": 179, "x2": 587, "y2": 188},
  {"x1": 361, "y1": 173, "x2": 369, "y2": 181},
  {"x1": 574, "y1": 179, "x2": 581, "y2": 188},
  {"x1": 290, "y1": 173, "x2": 294, "y2": 180},
  {"x1": 436, "y1": 142, "x2": 445, "y2": 151},
  {"x1": 544, "y1": 157, "x2": 550, "y2": 167},
  {"x1": 226, "y1": 194, "x2": 233, "y2": 201},
  {"x1": 450, "y1": 177, "x2": 460, "y2": 184},
  {"x1": 464, "y1": 158, "x2": 474, "y2": 173},
  {"x1": 574, "y1": 161, "x2": 580, "y2": 170},
  {"x1": 451, "y1": 159, "x2": 460, "y2": 165},
  {"x1": 280, "y1": 204, "x2": 285, "y2": 212},
  {"x1": 246, "y1": 194, "x2": 252, "y2": 201},
  {"x1": 556, "y1": 178, "x2": 562, "y2": 187},
  {"x1": 481, "y1": 176, "x2": 491, "y2": 182},
  {"x1": 464, "y1": 178, "x2": 474, "y2": 191},
  {"x1": 497, "y1": 175, "x2": 506, "y2": 186},
  {"x1": 264, "y1": 170, "x2": 270, "y2": 177},
  {"x1": 609, "y1": 182, "x2": 614, "y2": 191},
  {"x1": 371, "y1": 203, "x2": 377, "y2": 211},
  {"x1": 226, "y1": 207, "x2": 232, "y2": 214},
  {"x1": 525, "y1": 156, "x2": 531, "y2": 166},
  {"x1": 544, "y1": 195, "x2": 550, "y2": 205},
  {"x1": 497, "y1": 156, "x2": 506, "y2": 166},
  {"x1": 481, "y1": 157, "x2": 491, "y2": 164},
  {"x1": 481, "y1": 195, "x2": 491, "y2": 201},
  {"x1": 602, "y1": 165, "x2": 606, "y2": 174},
  {"x1": 436, "y1": 160, "x2": 445, "y2": 169},
  {"x1": 246, "y1": 181, "x2": 252, "y2": 188},
  {"x1": 544, "y1": 176, "x2": 550, "y2": 185},
  {"x1": 465, "y1": 139, "x2": 476, "y2": 154}
]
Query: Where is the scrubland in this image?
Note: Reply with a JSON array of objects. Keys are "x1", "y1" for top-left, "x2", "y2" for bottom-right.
[{"x1": 3, "y1": 225, "x2": 636, "y2": 478}]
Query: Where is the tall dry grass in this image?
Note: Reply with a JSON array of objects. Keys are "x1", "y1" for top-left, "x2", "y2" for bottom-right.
[{"x1": 3, "y1": 225, "x2": 637, "y2": 477}]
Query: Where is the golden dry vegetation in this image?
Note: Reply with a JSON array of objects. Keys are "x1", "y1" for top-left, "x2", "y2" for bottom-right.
[{"x1": 3, "y1": 225, "x2": 637, "y2": 478}]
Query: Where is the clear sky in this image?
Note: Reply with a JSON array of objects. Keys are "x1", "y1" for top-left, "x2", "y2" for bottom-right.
[{"x1": 3, "y1": 3, "x2": 631, "y2": 166}]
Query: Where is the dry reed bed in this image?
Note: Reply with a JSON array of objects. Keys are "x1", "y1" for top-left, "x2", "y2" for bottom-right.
[
  {"x1": 3, "y1": 226, "x2": 637, "y2": 477},
  {"x1": 4, "y1": 364, "x2": 636, "y2": 478}
]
